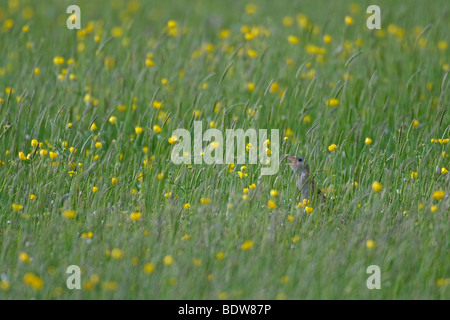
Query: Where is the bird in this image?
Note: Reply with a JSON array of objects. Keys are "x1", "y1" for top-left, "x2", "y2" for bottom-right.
[{"x1": 284, "y1": 155, "x2": 324, "y2": 202}]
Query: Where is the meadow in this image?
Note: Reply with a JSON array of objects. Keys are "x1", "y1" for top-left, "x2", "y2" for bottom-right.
[{"x1": 0, "y1": 0, "x2": 449, "y2": 299}]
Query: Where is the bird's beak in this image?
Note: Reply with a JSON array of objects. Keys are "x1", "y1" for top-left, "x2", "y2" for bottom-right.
[{"x1": 287, "y1": 156, "x2": 298, "y2": 167}]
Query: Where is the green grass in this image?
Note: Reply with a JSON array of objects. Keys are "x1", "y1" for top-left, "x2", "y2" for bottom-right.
[{"x1": 0, "y1": 0, "x2": 449, "y2": 299}]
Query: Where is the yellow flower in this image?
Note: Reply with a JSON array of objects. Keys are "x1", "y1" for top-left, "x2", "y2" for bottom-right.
[
  {"x1": 303, "y1": 115, "x2": 311, "y2": 123},
  {"x1": 287, "y1": 35, "x2": 300, "y2": 44},
  {"x1": 412, "y1": 120, "x2": 419, "y2": 127},
  {"x1": 365, "y1": 137, "x2": 373, "y2": 145},
  {"x1": 62, "y1": 210, "x2": 76, "y2": 219},
  {"x1": 269, "y1": 82, "x2": 279, "y2": 93},
  {"x1": 163, "y1": 255, "x2": 174, "y2": 266},
  {"x1": 270, "y1": 189, "x2": 278, "y2": 197},
  {"x1": 328, "y1": 144, "x2": 338, "y2": 152},
  {"x1": 216, "y1": 252, "x2": 226, "y2": 260},
  {"x1": 19, "y1": 252, "x2": 31, "y2": 263},
  {"x1": 111, "y1": 177, "x2": 118, "y2": 185},
  {"x1": 18, "y1": 152, "x2": 27, "y2": 161},
  {"x1": 249, "y1": 183, "x2": 256, "y2": 189},
  {"x1": 108, "y1": 116, "x2": 117, "y2": 124},
  {"x1": 153, "y1": 124, "x2": 162, "y2": 133},
  {"x1": 372, "y1": 182, "x2": 383, "y2": 192},
  {"x1": 431, "y1": 205, "x2": 438, "y2": 213},
  {"x1": 366, "y1": 240, "x2": 376, "y2": 249},
  {"x1": 95, "y1": 141, "x2": 102, "y2": 149},
  {"x1": 53, "y1": 56, "x2": 65, "y2": 65},
  {"x1": 247, "y1": 82, "x2": 255, "y2": 91},
  {"x1": 305, "y1": 206, "x2": 314, "y2": 214},
  {"x1": 326, "y1": 98, "x2": 340, "y2": 107},
  {"x1": 157, "y1": 173, "x2": 164, "y2": 180},
  {"x1": 111, "y1": 248, "x2": 124, "y2": 260},
  {"x1": 40, "y1": 149, "x2": 48, "y2": 157},
  {"x1": 323, "y1": 34, "x2": 333, "y2": 44},
  {"x1": 344, "y1": 16, "x2": 354, "y2": 26},
  {"x1": 90, "y1": 122, "x2": 98, "y2": 131},
  {"x1": 241, "y1": 240, "x2": 254, "y2": 250},
  {"x1": 183, "y1": 203, "x2": 191, "y2": 209},
  {"x1": 111, "y1": 26, "x2": 124, "y2": 38},
  {"x1": 432, "y1": 190, "x2": 445, "y2": 200},
  {"x1": 411, "y1": 172, "x2": 418, "y2": 179},
  {"x1": 168, "y1": 136, "x2": 178, "y2": 144},
  {"x1": 152, "y1": 100, "x2": 163, "y2": 109},
  {"x1": 12, "y1": 203, "x2": 23, "y2": 211},
  {"x1": 23, "y1": 273, "x2": 44, "y2": 290},
  {"x1": 441, "y1": 167, "x2": 448, "y2": 175},
  {"x1": 0, "y1": 280, "x2": 10, "y2": 291},
  {"x1": 267, "y1": 200, "x2": 277, "y2": 209},
  {"x1": 143, "y1": 263, "x2": 155, "y2": 274},
  {"x1": 200, "y1": 197, "x2": 211, "y2": 205},
  {"x1": 130, "y1": 212, "x2": 142, "y2": 221},
  {"x1": 135, "y1": 126, "x2": 144, "y2": 134}
]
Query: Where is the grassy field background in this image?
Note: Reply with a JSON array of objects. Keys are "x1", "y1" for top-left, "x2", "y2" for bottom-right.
[{"x1": 0, "y1": 0, "x2": 449, "y2": 299}]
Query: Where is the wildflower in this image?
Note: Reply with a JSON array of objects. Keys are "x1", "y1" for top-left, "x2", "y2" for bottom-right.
[
  {"x1": 92, "y1": 186, "x2": 99, "y2": 192},
  {"x1": 216, "y1": 252, "x2": 226, "y2": 260},
  {"x1": 431, "y1": 205, "x2": 438, "y2": 213},
  {"x1": 326, "y1": 98, "x2": 340, "y2": 107},
  {"x1": 157, "y1": 173, "x2": 164, "y2": 180},
  {"x1": 143, "y1": 263, "x2": 155, "y2": 274},
  {"x1": 152, "y1": 100, "x2": 163, "y2": 109},
  {"x1": 183, "y1": 203, "x2": 190, "y2": 209},
  {"x1": 108, "y1": 116, "x2": 117, "y2": 124},
  {"x1": 18, "y1": 152, "x2": 27, "y2": 161},
  {"x1": 111, "y1": 177, "x2": 118, "y2": 185},
  {"x1": 19, "y1": 252, "x2": 31, "y2": 263},
  {"x1": 303, "y1": 115, "x2": 311, "y2": 123},
  {"x1": 111, "y1": 26, "x2": 124, "y2": 38},
  {"x1": 89, "y1": 122, "x2": 98, "y2": 131},
  {"x1": 366, "y1": 240, "x2": 376, "y2": 249},
  {"x1": 247, "y1": 49, "x2": 258, "y2": 58},
  {"x1": 153, "y1": 124, "x2": 162, "y2": 133},
  {"x1": 345, "y1": 16, "x2": 354, "y2": 26},
  {"x1": 270, "y1": 189, "x2": 278, "y2": 197},
  {"x1": 411, "y1": 172, "x2": 418, "y2": 179},
  {"x1": 305, "y1": 206, "x2": 314, "y2": 214},
  {"x1": 412, "y1": 120, "x2": 419, "y2": 127},
  {"x1": 135, "y1": 126, "x2": 144, "y2": 134},
  {"x1": 269, "y1": 82, "x2": 279, "y2": 93},
  {"x1": 287, "y1": 35, "x2": 300, "y2": 44},
  {"x1": 365, "y1": 137, "x2": 373, "y2": 145},
  {"x1": 62, "y1": 210, "x2": 76, "y2": 219},
  {"x1": 323, "y1": 34, "x2": 333, "y2": 44},
  {"x1": 372, "y1": 182, "x2": 383, "y2": 192},
  {"x1": 219, "y1": 29, "x2": 230, "y2": 38},
  {"x1": 441, "y1": 167, "x2": 448, "y2": 175},
  {"x1": 95, "y1": 142, "x2": 102, "y2": 149},
  {"x1": 249, "y1": 183, "x2": 256, "y2": 189},
  {"x1": 23, "y1": 273, "x2": 44, "y2": 290},
  {"x1": 130, "y1": 212, "x2": 142, "y2": 221},
  {"x1": 29, "y1": 194, "x2": 35, "y2": 200},
  {"x1": 111, "y1": 248, "x2": 124, "y2": 260},
  {"x1": 328, "y1": 144, "x2": 338, "y2": 152},
  {"x1": 53, "y1": 56, "x2": 65, "y2": 65},
  {"x1": 200, "y1": 197, "x2": 211, "y2": 205},
  {"x1": 163, "y1": 255, "x2": 174, "y2": 266},
  {"x1": 432, "y1": 190, "x2": 445, "y2": 200},
  {"x1": 241, "y1": 240, "x2": 254, "y2": 250},
  {"x1": 12, "y1": 203, "x2": 23, "y2": 211},
  {"x1": 168, "y1": 136, "x2": 178, "y2": 144},
  {"x1": 267, "y1": 200, "x2": 277, "y2": 209},
  {"x1": 247, "y1": 82, "x2": 255, "y2": 91}
]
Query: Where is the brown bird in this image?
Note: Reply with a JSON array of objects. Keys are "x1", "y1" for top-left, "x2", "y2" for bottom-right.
[{"x1": 284, "y1": 155, "x2": 324, "y2": 202}]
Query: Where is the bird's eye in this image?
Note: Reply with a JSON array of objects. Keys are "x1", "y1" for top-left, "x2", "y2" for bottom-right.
[{"x1": 298, "y1": 158, "x2": 302, "y2": 162}]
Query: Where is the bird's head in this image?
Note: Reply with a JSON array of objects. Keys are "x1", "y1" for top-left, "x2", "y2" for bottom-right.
[{"x1": 286, "y1": 155, "x2": 309, "y2": 174}]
